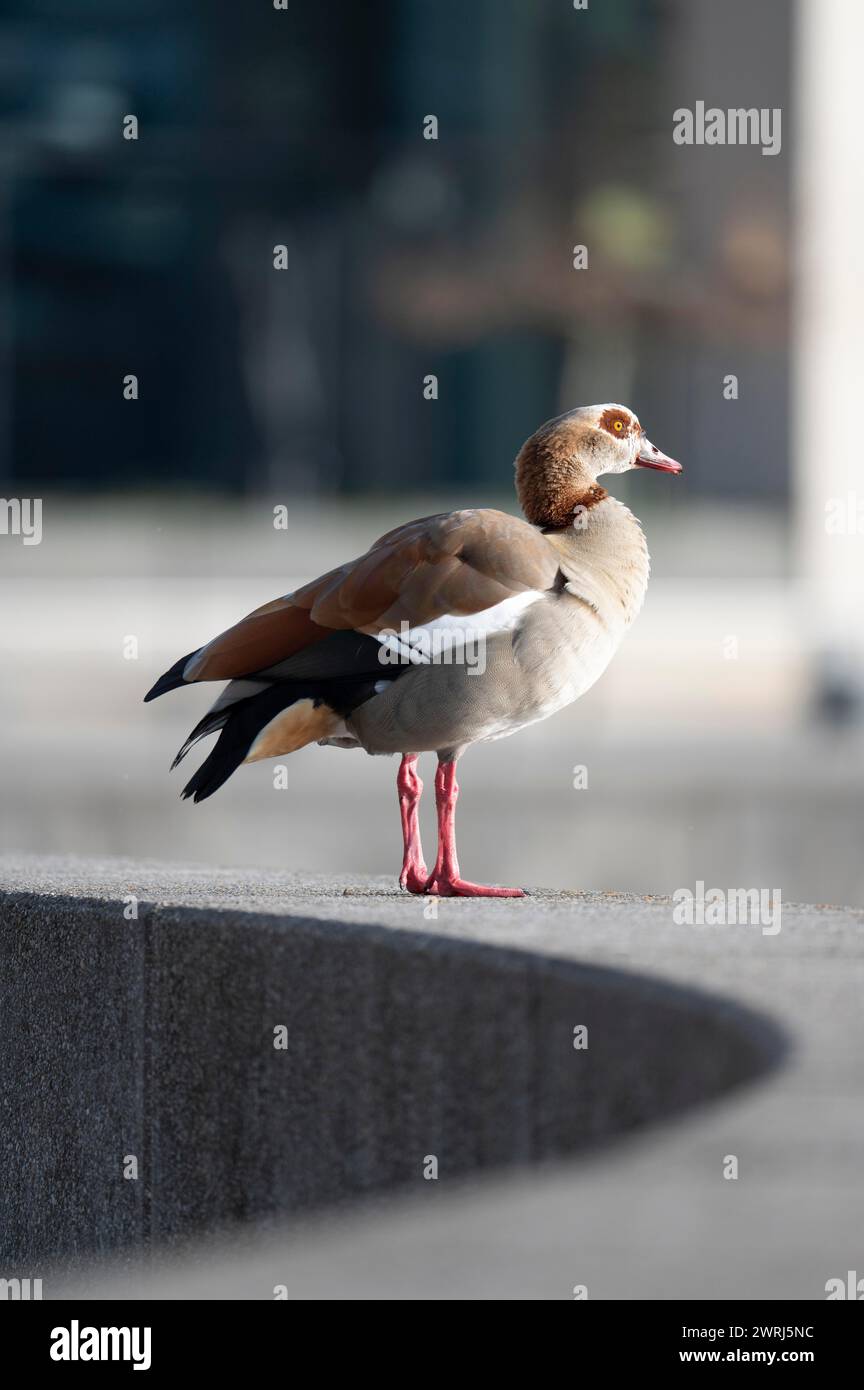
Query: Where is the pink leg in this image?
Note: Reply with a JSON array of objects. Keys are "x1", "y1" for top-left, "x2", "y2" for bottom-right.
[
  {"x1": 425, "y1": 761, "x2": 525, "y2": 898},
  {"x1": 397, "y1": 754, "x2": 428, "y2": 893}
]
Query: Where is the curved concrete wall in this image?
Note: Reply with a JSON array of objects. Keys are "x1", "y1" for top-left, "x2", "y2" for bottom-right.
[{"x1": 0, "y1": 861, "x2": 783, "y2": 1269}]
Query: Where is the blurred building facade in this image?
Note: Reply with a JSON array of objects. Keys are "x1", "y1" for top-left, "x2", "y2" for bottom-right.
[{"x1": 1, "y1": 0, "x2": 789, "y2": 499}]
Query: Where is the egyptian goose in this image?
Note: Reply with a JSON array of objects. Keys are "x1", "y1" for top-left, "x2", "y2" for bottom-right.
[{"x1": 145, "y1": 404, "x2": 681, "y2": 896}]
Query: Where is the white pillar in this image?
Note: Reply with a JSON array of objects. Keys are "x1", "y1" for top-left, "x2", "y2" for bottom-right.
[{"x1": 795, "y1": 0, "x2": 864, "y2": 675}]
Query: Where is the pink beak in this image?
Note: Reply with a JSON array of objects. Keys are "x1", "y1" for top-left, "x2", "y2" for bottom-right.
[{"x1": 636, "y1": 435, "x2": 683, "y2": 475}]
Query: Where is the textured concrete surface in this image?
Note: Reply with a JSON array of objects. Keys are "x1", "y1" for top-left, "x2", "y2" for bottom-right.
[{"x1": 1, "y1": 854, "x2": 862, "y2": 1299}]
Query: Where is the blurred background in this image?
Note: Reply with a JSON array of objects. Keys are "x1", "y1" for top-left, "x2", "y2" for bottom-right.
[{"x1": 2, "y1": 0, "x2": 863, "y2": 903}]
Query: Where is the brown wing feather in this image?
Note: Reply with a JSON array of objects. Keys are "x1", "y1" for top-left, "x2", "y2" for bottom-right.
[
  {"x1": 294, "y1": 509, "x2": 559, "y2": 632},
  {"x1": 185, "y1": 509, "x2": 559, "y2": 683},
  {"x1": 186, "y1": 601, "x2": 331, "y2": 681}
]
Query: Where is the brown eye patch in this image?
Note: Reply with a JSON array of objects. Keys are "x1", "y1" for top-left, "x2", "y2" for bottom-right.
[{"x1": 598, "y1": 408, "x2": 635, "y2": 437}]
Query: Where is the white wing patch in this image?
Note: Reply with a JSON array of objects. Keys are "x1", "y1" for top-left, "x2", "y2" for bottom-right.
[
  {"x1": 205, "y1": 678, "x2": 270, "y2": 714},
  {"x1": 373, "y1": 590, "x2": 542, "y2": 665}
]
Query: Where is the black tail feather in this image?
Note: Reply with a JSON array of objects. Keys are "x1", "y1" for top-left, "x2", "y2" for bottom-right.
[
  {"x1": 180, "y1": 723, "x2": 251, "y2": 803},
  {"x1": 179, "y1": 683, "x2": 321, "y2": 804},
  {"x1": 172, "y1": 631, "x2": 408, "y2": 804},
  {"x1": 170, "y1": 708, "x2": 232, "y2": 770},
  {"x1": 144, "y1": 651, "x2": 199, "y2": 702}
]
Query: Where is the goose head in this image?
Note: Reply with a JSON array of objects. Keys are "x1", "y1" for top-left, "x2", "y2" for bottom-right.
[{"x1": 515, "y1": 402, "x2": 682, "y2": 528}]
